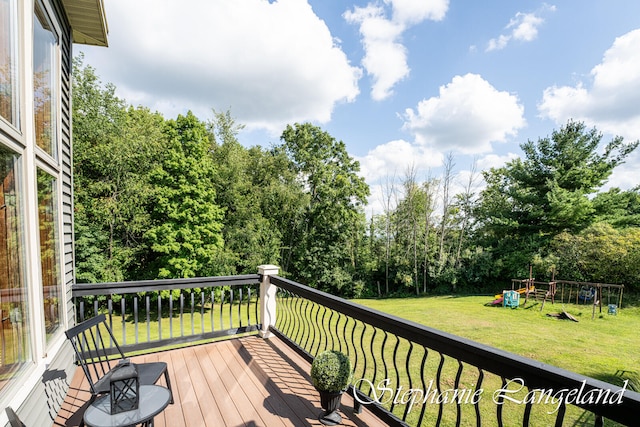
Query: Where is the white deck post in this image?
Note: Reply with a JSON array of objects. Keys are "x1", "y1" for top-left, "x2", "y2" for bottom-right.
[{"x1": 258, "y1": 265, "x2": 279, "y2": 338}]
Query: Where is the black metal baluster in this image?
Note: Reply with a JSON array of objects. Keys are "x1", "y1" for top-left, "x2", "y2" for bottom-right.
[
  {"x1": 554, "y1": 400, "x2": 566, "y2": 427},
  {"x1": 158, "y1": 293, "x2": 162, "y2": 340},
  {"x1": 190, "y1": 292, "x2": 195, "y2": 336},
  {"x1": 169, "y1": 293, "x2": 174, "y2": 338},
  {"x1": 319, "y1": 305, "x2": 329, "y2": 353},
  {"x1": 523, "y1": 385, "x2": 533, "y2": 427},
  {"x1": 134, "y1": 295, "x2": 139, "y2": 345},
  {"x1": 254, "y1": 285, "x2": 259, "y2": 329},
  {"x1": 390, "y1": 336, "x2": 400, "y2": 413},
  {"x1": 121, "y1": 297, "x2": 126, "y2": 345},
  {"x1": 238, "y1": 287, "x2": 242, "y2": 328},
  {"x1": 107, "y1": 298, "x2": 113, "y2": 347},
  {"x1": 79, "y1": 298, "x2": 85, "y2": 321},
  {"x1": 146, "y1": 295, "x2": 150, "y2": 343},
  {"x1": 311, "y1": 300, "x2": 323, "y2": 356},
  {"x1": 327, "y1": 310, "x2": 335, "y2": 350},
  {"x1": 359, "y1": 323, "x2": 369, "y2": 396},
  {"x1": 454, "y1": 360, "x2": 463, "y2": 427},
  {"x1": 293, "y1": 295, "x2": 306, "y2": 347},
  {"x1": 474, "y1": 368, "x2": 484, "y2": 427},
  {"x1": 219, "y1": 289, "x2": 225, "y2": 329},
  {"x1": 402, "y1": 341, "x2": 415, "y2": 421},
  {"x1": 496, "y1": 377, "x2": 507, "y2": 427},
  {"x1": 180, "y1": 291, "x2": 185, "y2": 336},
  {"x1": 229, "y1": 287, "x2": 234, "y2": 328},
  {"x1": 350, "y1": 319, "x2": 361, "y2": 382},
  {"x1": 378, "y1": 330, "x2": 388, "y2": 401},
  {"x1": 342, "y1": 315, "x2": 350, "y2": 358},
  {"x1": 301, "y1": 299, "x2": 312, "y2": 352},
  {"x1": 201, "y1": 291, "x2": 205, "y2": 334},
  {"x1": 435, "y1": 354, "x2": 446, "y2": 427},
  {"x1": 210, "y1": 289, "x2": 215, "y2": 332},
  {"x1": 295, "y1": 295, "x2": 305, "y2": 348},
  {"x1": 334, "y1": 312, "x2": 344, "y2": 353},
  {"x1": 417, "y1": 347, "x2": 430, "y2": 427}
]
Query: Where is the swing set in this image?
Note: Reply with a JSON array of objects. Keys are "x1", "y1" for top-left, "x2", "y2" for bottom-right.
[{"x1": 558, "y1": 280, "x2": 624, "y2": 319}]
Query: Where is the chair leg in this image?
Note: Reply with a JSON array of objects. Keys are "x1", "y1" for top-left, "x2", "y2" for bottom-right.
[{"x1": 164, "y1": 369, "x2": 174, "y2": 404}]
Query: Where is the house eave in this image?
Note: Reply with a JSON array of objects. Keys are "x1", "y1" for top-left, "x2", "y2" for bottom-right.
[{"x1": 62, "y1": 0, "x2": 109, "y2": 47}]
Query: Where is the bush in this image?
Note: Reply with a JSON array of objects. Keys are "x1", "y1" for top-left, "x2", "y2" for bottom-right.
[{"x1": 310, "y1": 350, "x2": 352, "y2": 392}]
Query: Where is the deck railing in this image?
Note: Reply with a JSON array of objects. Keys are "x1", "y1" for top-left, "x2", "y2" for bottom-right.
[
  {"x1": 71, "y1": 266, "x2": 640, "y2": 426},
  {"x1": 72, "y1": 274, "x2": 261, "y2": 354},
  {"x1": 262, "y1": 270, "x2": 640, "y2": 427}
]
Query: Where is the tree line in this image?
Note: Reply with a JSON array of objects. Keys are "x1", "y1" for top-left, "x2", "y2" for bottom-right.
[{"x1": 73, "y1": 57, "x2": 640, "y2": 296}]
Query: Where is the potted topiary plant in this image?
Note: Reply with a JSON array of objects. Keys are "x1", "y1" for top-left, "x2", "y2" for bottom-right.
[{"x1": 310, "y1": 350, "x2": 353, "y2": 426}]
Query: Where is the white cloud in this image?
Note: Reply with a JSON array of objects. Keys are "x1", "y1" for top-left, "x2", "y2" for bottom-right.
[
  {"x1": 605, "y1": 151, "x2": 640, "y2": 191},
  {"x1": 81, "y1": 0, "x2": 361, "y2": 132},
  {"x1": 539, "y1": 28, "x2": 640, "y2": 143},
  {"x1": 486, "y1": 4, "x2": 555, "y2": 52},
  {"x1": 356, "y1": 139, "x2": 443, "y2": 183},
  {"x1": 477, "y1": 152, "x2": 519, "y2": 171},
  {"x1": 345, "y1": 0, "x2": 449, "y2": 100},
  {"x1": 389, "y1": 0, "x2": 448, "y2": 25},
  {"x1": 402, "y1": 73, "x2": 526, "y2": 154}
]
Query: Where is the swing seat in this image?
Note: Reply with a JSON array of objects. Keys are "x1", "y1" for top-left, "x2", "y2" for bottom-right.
[{"x1": 608, "y1": 304, "x2": 617, "y2": 315}]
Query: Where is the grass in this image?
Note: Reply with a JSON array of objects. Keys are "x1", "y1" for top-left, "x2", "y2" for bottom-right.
[
  {"x1": 276, "y1": 291, "x2": 640, "y2": 426},
  {"x1": 102, "y1": 291, "x2": 638, "y2": 425},
  {"x1": 352, "y1": 294, "x2": 640, "y2": 391}
]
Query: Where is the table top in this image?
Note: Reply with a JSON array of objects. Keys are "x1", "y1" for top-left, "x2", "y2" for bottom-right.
[{"x1": 83, "y1": 385, "x2": 171, "y2": 427}]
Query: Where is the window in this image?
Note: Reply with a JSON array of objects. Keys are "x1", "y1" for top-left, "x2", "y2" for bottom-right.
[
  {"x1": 0, "y1": 0, "x2": 19, "y2": 128},
  {"x1": 0, "y1": 146, "x2": 30, "y2": 392},
  {"x1": 33, "y1": 3, "x2": 58, "y2": 158},
  {"x1": 37, "y1": 169, "x2": 61, "y2": 340}
]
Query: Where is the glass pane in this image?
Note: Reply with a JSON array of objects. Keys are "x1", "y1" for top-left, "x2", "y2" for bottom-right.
[
  {"x1": 33, "y1": 4, "x2": 57, "y2": 157},
  {"x1": 0, "y1": 0, "x2": 19, "y2": 127},
  {"x1": 37, "y1": 169, "x2": 61, "y2": 340},
  {"x1": 0, "y1": 146, "x2": 30, "y2": 392}
]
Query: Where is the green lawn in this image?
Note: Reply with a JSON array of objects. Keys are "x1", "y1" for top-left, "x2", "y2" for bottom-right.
[{"x1": 352, "y1": 294, "x2": 640, "y2": 388}]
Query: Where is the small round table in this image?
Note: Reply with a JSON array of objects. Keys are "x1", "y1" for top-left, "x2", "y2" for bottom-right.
[{"x1": 83, "y1": 385, "x2": 171, "y2": 427}]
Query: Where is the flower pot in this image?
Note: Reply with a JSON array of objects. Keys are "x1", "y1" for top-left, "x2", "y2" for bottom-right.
[{"x1": 317, "y1": 389, "x2": 343, "y2": 425}]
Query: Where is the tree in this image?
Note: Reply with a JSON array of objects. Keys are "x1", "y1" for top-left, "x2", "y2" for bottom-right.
[
  {"x1": 73, "y1": 56, "x2": 164, "y2": 282},
  {"x1": 208, "y1": 110, "x2": 283, "y2": 273},
  {"x1": 144, "y1": 112, "x2": 227, "y2": 278},
  {"x1": 279, "y1": 123, "x2": 369, "y2": 294},
  {"x1": 475, "y1": 120, "x2": 638, "y2": 280},
  {"x1": 592, "y1": 187, "x2": 640, "y2": 228},
  {"x1": 551, "y1": 223, "x2": 640, "y2": 291}
]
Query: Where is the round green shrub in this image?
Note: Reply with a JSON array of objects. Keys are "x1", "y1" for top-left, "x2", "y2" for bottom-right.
[{"x1": 311, "y1": 350, "x2": 353, "y2": 392}]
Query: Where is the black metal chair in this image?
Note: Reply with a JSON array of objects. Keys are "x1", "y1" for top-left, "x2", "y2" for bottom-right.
[
  {"x1": 5, "y1": 407, "x2": 26, "y2": 427},
  {"x1": 65, "y1": 314, "x2": 173, "y2": 404}
]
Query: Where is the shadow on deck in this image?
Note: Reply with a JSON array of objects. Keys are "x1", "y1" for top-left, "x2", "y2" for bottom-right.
[{"x1": 54, "y1": 335, "x2": 386, "y2": 427}]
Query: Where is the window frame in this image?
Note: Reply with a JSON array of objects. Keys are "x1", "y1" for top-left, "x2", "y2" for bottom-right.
[
  {"x1": 35, "y1": 164, "x2": 63, "y2": 343},
  {"x1": 32, "y1": 0, "x2": 61, "y2": 166},
  {"x1": 0, "y1": 0, "x2": 23, "y2": 138},
  {"x1": 0, "y1": 140, "x2": 32, "y2": 395}
]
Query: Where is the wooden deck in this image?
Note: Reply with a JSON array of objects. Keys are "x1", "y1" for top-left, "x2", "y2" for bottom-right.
[{"x1": 55, "y1": 335, "x2": 387, "y2": 427}]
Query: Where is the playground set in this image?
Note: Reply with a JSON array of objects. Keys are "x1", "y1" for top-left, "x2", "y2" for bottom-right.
[{"x1": 489, "y1": 271, "x2": 624, "y2": 320}]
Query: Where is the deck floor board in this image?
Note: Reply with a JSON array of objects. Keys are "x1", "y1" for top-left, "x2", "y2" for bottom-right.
[{"x1": 54, "y1": 335, "x2": 387, "y2": 427}]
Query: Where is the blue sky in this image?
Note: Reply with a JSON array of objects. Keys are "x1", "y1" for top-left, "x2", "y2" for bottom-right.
[{"x1": 80, "y1": 1, "x2": 640, "y2": 214}]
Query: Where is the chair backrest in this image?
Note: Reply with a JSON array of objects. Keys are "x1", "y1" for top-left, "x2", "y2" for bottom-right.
[
  {"x1": 65, "y1": 314, "x2": 126, "y2": 395},
  {"x1": 5, "y1": 407, "x2": 26, "y2": 427}
]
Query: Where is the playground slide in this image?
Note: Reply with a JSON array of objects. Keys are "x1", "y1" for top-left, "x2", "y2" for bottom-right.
[{"x1": 494, "y1": 287, "x2": 534, "y2": 300}]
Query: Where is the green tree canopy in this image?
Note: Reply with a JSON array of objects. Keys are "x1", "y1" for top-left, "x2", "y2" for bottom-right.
[
  {"x1": 279, "y1": 123, "x2": 370, "y2": 293},
  {"x1": 73, "y1": 56, "x2": 164, "y2": 282},
  {"x1": 144, "y1": 112, "x2": 227, "y2": 278},
  {"x1": 474, "y1": 120, "x2": 638, "y2": 279},
  {"x1": 477, "y1": 120, "x2": 638, "y2": 240}
]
